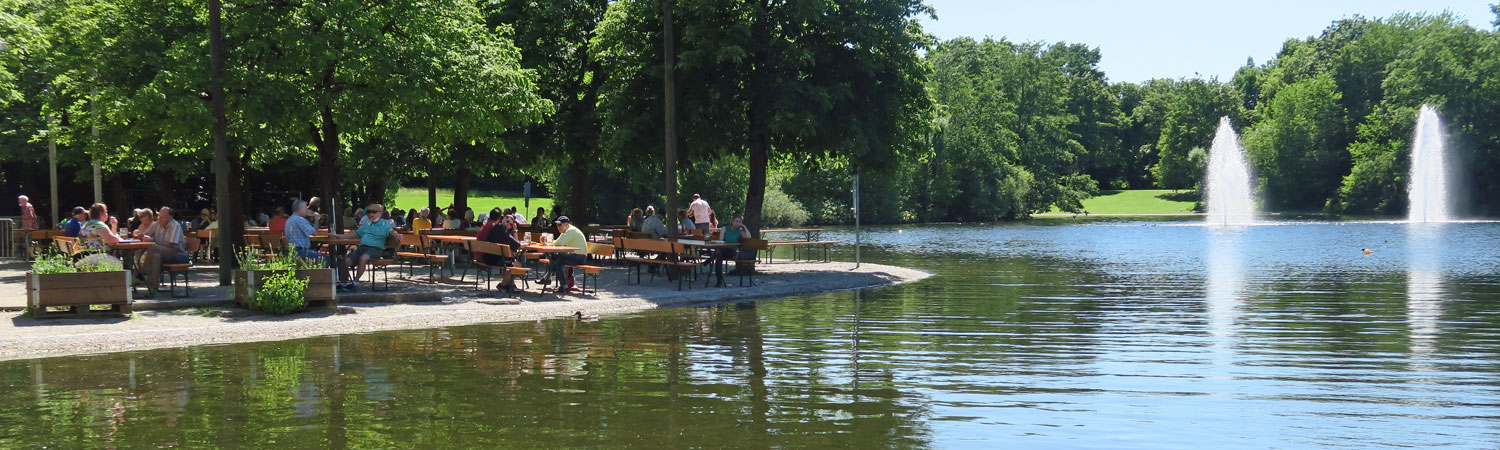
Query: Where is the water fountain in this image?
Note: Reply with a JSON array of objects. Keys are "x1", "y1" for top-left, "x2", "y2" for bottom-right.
[
  {"x1": 1205, "y1": 117, "x2": 1256, "y2": 226},
  {"x1": 1409, "y1": 105, "x2": 1451, "y2": 222}
]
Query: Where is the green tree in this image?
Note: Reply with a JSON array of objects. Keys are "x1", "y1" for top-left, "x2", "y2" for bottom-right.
[
  {"x1": 486, "y1": 0, "x2": 610, "y2": 222},
  {"x1": 1244, "y1": 73, "x2": 1346, "y2": 210},
  {"x1": 1151, "y1": 78, "x2": 1240, "y2": 190},
  {"x1": 594, "y1": 0, "x2": 932, "y2": 233}
]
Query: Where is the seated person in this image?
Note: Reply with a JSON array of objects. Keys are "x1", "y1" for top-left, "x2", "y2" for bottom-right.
[
  {"x1": 641, "y1": 207, "x2": 668, "y2": 239},
  {"x1": 719, "y1": 215, "x2": 757, "y2": 261},
  {"x1": 628, "y1": 208, "x2": 644, "y2": 231},
  {"x1": 140, "y1": 207, "x2": 190, "y2": 297},
  {"x1": 677, "y1": 209, "x2": 695, "y2": 235},
  {"x1": 411, "y1": 207, "x2": 433, "y2": 231},
  {"x1": 531, "y1": 207, "x2": 549, "y2": 230},
  {"x1": 76, "y1": 203, "x2": 124, "y2": 268},
  {"x1": 545, "y1": 216, "x2": 589, "y2": 293},
  {"x1": 63, "y1": 206, "x2": 87, "y2": 238},
  {"x1": 483, "y1": 213, "x2": 527, "y2": 292},
  {"x1": 268, "y1": 207, "x2": 289, "y2": 233},
  {"x1": 284, "y1": 199, "x2": 325, "y2": 265},
  {"x1": 341, "y1": 204, "x2": 397, "y2": 291}
]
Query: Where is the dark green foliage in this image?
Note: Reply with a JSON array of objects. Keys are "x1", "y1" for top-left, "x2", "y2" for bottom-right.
[{"x1": 253, "y1": 270, "x2": 307, "y2": 316}]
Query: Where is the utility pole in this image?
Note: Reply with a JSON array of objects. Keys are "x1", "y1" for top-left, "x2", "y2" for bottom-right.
[
  {"x1": 209, "y1": 0, "x2": 233, "y2": 284},
  {"x1": 662, "y1": 0, "x2": 678, "y2": 242},
  {"x1": 48, "y1": 131, "x2": 57, "y2": 224},
  {"x1": 853, "y1": 173, "x2": 860, "y2": 269},
  {"x1": 90, "y1": 86, "x2": 101, "y2": 203}
]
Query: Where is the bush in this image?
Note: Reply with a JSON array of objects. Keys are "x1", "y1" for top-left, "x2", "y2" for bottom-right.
[
  {"x1": 761, "y1": 185, "x2": 809, "y2": 227},
  {"x1": 255, "y1": 270, "x2": 308, "y2": 315}
]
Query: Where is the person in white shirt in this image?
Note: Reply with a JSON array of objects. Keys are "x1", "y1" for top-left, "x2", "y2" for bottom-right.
[{"x1": 688, "y1": 194, "x2": 712, "y2": 233}]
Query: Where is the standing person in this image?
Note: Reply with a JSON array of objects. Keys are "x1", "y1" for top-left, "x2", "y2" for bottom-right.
[
  {"x1": 268, "y1": 207, "x2": 289, "y2": 233},
  {"x1": 284, "y1": 199, "x2": 324, "y2": 264},
  {"x1": 641, "y1": 206, "x2": 668, "y2": 238},
  {"x1": 17, "y1": 195, "x2": 38, "y2": 230},
  {"x1": 688, "y1": 194, "x2": 712, "y2": 233},
  {"x1": 63, "y1": 207, "x2": 87, "y2": 238},
  {"x1": 545, "y1": 216, "x2": 589, "y2": 293},
  {"x1": 140, "y1": 207, "x2": 189, "y2": 297},
  {"x1": 341, "y1": 204, "x2": 397, "y2": 291}
]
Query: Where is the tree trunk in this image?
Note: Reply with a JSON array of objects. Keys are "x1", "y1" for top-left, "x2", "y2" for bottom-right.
[
  {"x1": 427, "y1": 164, "x2": 438, "y2": 219},
  {"x1": 743, "y1": 132, "x2": 770, "y2": 236},
  {"x1": 226, "y1": 155, "x2": 246, "y2": 248},
  {"x1": 568, "y1": 164, "x2": 590, "y2": 224},
  {"x1": 209, "y1": 0, "x2": 233, "y2": 283},
  {"x1": 454, "y1": 167, "x2": 471, "y2": 218},
  {"x1": 314, "y1": 107, "x2": 341, "y2": 233}
]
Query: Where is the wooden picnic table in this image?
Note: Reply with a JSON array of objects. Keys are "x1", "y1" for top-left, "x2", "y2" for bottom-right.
[
  {"x1": 107, "y1": 240, "x2": 156, "y2": 276},
  {"x1": 311, "y1": 235, "x2": 361, "y2": 281},
  {"x1": 676, "y1": 239, "x2": 739, "y2": 287},
  {"x1": 762, "y1": 228, "x2": 823, "y2": 241}
]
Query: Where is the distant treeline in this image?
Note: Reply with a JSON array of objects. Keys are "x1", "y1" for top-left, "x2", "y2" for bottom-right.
[{"x1": 2, "y1": 2, "x2": 1497, "y2": 230}]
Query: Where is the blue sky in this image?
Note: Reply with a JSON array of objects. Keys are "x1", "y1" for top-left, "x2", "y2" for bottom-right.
[{"x1": 919, "y1": 1, "x2": 1498, "y2": 83}]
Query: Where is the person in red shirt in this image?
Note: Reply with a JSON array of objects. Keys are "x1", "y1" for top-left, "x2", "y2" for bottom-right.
[{"x1": 268, "y1": 206, "x2": 289, "y2": 233}]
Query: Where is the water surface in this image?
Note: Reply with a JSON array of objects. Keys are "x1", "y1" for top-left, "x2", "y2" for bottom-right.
[{"x1": 3, "y1": 221, "x2": 1498, "y2": 449}]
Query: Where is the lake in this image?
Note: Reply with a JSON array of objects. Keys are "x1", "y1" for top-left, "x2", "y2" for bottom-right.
[{"x1": 2, "y1": 221, "x2": 1498, "y2": 449}]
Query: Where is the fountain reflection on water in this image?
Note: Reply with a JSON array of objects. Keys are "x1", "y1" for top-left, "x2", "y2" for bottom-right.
[
  {"x1": 1406, "y1": 225, "x2": 1446, "y2": 371},
  {"x1": 1205, "y1": 117, "x2": 1256, "y2": 226}
]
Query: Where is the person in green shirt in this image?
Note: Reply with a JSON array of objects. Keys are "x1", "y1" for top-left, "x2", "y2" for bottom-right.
[
  {"x1": 341, "y1": 204, "x2": 398, "y2": 291},
  {"x1": 719, "y1": 215, "x2": 755, "y2": 260},
  {"x1": 547, "y1": 216, "x2": 590, "y2": 293}
]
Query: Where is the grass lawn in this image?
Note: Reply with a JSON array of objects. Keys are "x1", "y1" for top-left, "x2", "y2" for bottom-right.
[
  {"x1": 390, "y1": 187, "x2": 553, "y2": 215},
  {"x1": 1046, "y1": 189, "x2": 1200, "y2": 214}
]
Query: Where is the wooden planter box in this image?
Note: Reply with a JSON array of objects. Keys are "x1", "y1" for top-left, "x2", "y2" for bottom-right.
[
  {"x1": 26, "y1": 271, "x2": 134, "y2": 319},
  {"x1": 234, "y1": 268, "x2": 337, "y2": 312}
]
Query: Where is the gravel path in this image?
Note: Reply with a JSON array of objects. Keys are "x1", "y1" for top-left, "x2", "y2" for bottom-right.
[{"x1": 0, "y1": 262, "x2": 928, "y2": 360}]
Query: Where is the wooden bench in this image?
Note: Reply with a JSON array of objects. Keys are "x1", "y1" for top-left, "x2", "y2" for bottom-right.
[
  {"x1": 765, "y1": 240, "x2": 839, "y2": 263},
  {"x1": 620, "y1": 238, "x2": 703, "y2": 290},
  {"x1": 394, "y1": 233, "x2": 448, "y2": 282},
  {"x1": 468, "y1": 240, "x2": 532, "y2": 295}
]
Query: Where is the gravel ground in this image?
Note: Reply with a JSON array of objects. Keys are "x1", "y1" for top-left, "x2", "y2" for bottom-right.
[{"x1": 0, "y1": 262, "x2": 928, "y2": 361}]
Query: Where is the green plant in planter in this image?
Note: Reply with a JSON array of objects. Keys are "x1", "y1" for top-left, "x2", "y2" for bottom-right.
[
  {"x1": 255, "y1": 270, "x2": 308, "y2": 315},
  {"x1": 237, "y1": 247, "x2": 326, "y2": 272},
  {"x1": 31, "y1": 250, "x2": 124, "y2": 274},
  {"x1": 31, "y1": 251, "x2": 77, "y2": 274}
]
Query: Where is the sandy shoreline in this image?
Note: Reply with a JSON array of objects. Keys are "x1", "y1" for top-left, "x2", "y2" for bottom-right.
[{"x1": 0, "y1": 262, "x2": 928, "y2": 361}]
